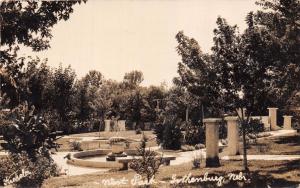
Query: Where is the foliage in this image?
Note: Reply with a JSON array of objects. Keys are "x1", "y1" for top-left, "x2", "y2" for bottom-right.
[
  {"x1": 1, "y1": 103, "x2": 58, "y2": 160},
  {"x1": 129, "y1": 134, "x2": 162, "y2": 184},
  {"x1": 69, "y1": 141, "x2": 82, "y2": 151},
  {"x1": 161, "y1": 117, "x2": 183, "y2": 150},
  {"x1": 50, "y1": 65, "x2": 77, "y2": 133},
  {"x1": 244, "y1": 119, "x2": 265, "y2": 135},
  {"x1": 153, "y1": 123, "x2": 165, "y2": 145},
  {"x1": 192, "y1": 152, "x2": 204, "y2": 169},
  {"x1": 1, "y1": 1, "x2": 86, "y2": 107},
  {"x1": 123, "y1": 70, "x2": 144, "y2": 89},
  {"x1": 0, "y1": 152, "x2": 59, "y2": 187},
  {"x1": 184, "y1": 121, "x2": 205, "y2": 145}
]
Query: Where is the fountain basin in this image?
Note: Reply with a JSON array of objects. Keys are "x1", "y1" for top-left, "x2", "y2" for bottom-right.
[{"x1": 67, "y1": 149, "x2": 138, "y2": 169}]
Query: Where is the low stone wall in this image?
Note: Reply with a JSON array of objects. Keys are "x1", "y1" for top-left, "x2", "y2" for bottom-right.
[
  {"x1": 80, "y1": 140, "x2": 109, "y2": 150},
  {"x1": 67, "y1": 158, "x2": 122, "y2": 169},
  {"x1": 67, "y1": 149, "x2": 139, "y2": 169}
]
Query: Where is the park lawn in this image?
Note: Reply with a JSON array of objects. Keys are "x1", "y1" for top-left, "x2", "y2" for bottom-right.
[
  {"x1": 247, "y1": 133, "x2": 300, "y2": 155},
  {"x1": 42, "y1": 159, "x2": 300, "y2": 188}
]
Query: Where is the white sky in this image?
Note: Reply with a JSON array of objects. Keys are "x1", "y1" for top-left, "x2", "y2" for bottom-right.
[{"x1": 20, "y1": 0, "x2": 258, "y2": 86}]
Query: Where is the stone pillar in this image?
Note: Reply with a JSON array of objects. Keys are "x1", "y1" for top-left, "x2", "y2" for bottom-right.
[
  {"x1": 225, "y1": 116, "x2": 239, "y2": 156},
  {"x1": 237, "y1": 108, "x2": 246, "y2": 119},
  {"x1": 104, "y1": 120, "x2": 111, "y2": 132},
  {"x1": 117, "y1": 120, "x2": 126, "y2": 131},
  {"x1": 204, "y1": 118, "x2": 222, "y2": 167},
  {"x1": 268, "y1": 108, "x2": 280, "y2": 130},
  {"x1": 283, "y1": 115, "x2": 293, "y2": 130}
]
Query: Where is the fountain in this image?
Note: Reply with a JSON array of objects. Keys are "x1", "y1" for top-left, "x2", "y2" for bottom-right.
[{"x1": 106, "y1": 137, "x2": 128, "y2": 161}]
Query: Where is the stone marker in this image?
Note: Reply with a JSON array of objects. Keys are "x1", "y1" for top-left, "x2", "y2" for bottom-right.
[
  {"x1": 225, "y1": 116, "x2": 239, "y2": 156},
  {"x1": 117, "y1": 120, "x2": 126, "y2": 131},
  {"x1": 268, "y1": 108, "x2": 280, "y2": 130},
  {"x1": 104, "y1": 119, "x2": 111, "y2": 132},
  {"x1": 283, "y1": 115, "x2": 293, "y2": 130},
  {"x1": 237, "y1": 108, "x2": 246, "y2": 119},
  {"x1": 204, "y1": 118, "x2": 222, "y2": 167},
  {"x1": 261, "y1": 116, "x2": 271, "y2": 131}
]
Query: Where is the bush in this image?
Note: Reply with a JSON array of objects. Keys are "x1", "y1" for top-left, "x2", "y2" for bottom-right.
[
  {"x1": 0, "y1": 153, "x2": 59, "y2": 187},
  {"x1": 192, "y1": 152, "x2": 204, "y2": 169},
  {"x1": 129, "y1": 134, "x2": 161, "y2": 184},
  {"x1": 162, "y1": 121, "x2": 183, "y2": 150},
  {"x1": 184, "y1": 121, "x2": 205, "y2": 145},
  {"x1": 135, "y1": 128, "x2": 142, "y2": 134},
  {"x1": 153, "y1": 123, "x2": 164, "y2": 145},
  {"x1": 243, "y1": 119, "x2": 265, "y2": 135},
  {"x1": 69, "y1": 141, "x2": 82, "y2": 151}
]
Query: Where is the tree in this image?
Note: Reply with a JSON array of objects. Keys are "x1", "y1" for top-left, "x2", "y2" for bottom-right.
[
  {"x1": 175, "y1": 31, "x2": 223, "y2": 118},
  {"x1": 1, "y1": 103, "x2": 59, "y2": 160},
  {"x1": 175, "y1": 0, "x2": 299, "y2": 170},
  {"x1": 123, "y1": 70, "x2": 144, "y2": 89},
  {"x1": 1, "y1": 0, "x2": 86, "y2": 107},
  {"x1": 1, "y1": 1, "x2": 86, "y2": 52},
  {"x1": 50, "y1": 65, "x2": 77, "y2": 133}
]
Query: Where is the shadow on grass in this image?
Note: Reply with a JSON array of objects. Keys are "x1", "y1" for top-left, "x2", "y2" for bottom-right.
[
  {"x1": 267, "y1": 159, "x2": 300, "y2": 174},
  {"x1": 274, "y1": 135, "x2": 300, "y2": 146}
]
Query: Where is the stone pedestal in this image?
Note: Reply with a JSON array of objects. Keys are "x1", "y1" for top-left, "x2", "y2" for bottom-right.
[
  {"x1": 204, "y1": 118, "x2": 222, "y2": 167},
  {"x1": 237, "y1": 108, "x2": 246, "y2": 119},
  {"x1": 268, "y1": 108, "x2": 280, "y2": 130},
  {"x1": 117, "y1": 120, "x2": 126, "y2": 131},
  {"x1": 261, "y1": 116, "x2": 271, "y2": 131},
  {"x1": 225, "y1": 116, "x2": 239, "y2": 156},
  {"x1": 283, "y1": 116, "x2": 293, "y2": 130},
  {"x1": 104, "y1": 120, "x2": 111, "y2": 132}
]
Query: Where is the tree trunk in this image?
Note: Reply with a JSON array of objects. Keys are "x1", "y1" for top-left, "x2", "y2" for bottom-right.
[{"x1": 241, "y1": 108, "x2": 249, "y2": 172}]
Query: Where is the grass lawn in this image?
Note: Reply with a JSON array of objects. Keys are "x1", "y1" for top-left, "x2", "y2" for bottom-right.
[{"x1": 247, "y1": 133, "x2": 300, "y2": 155}]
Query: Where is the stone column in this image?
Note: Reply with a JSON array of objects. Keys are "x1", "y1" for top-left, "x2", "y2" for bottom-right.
[
  {"x1": 268, "y1": 108, "x2": 279, "y2": 130},
  {"x1": 204, "y1": 118, "x2": 222, "y2": 167},
  {"x1": 225, "y1": 116, "x2": 239, "y2": 156},
  {"x1": 117, "y1": 120, "x2": 126, "y2": 131},
  {"x1": 104, "y1": 120, "x2": 111, "y2": 132},
  {"x1": 283, "y1": 115, "x2": 293, "y2": 130},
  {"x1": 237, "y1": 108, "x2": 246, "y2": 119}
]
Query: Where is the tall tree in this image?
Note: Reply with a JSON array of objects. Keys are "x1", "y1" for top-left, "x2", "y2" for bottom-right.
[
  {"x1": 123, "y1": 70, "x2": 144, "y2": 89},
  {"x1": 1, "y1": 0, "x2": 86, "y2": 107}
]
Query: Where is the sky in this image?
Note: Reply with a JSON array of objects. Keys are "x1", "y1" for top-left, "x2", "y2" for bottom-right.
[{"x1": 20, "y1": 0, "x2": 258, "y2": 86}]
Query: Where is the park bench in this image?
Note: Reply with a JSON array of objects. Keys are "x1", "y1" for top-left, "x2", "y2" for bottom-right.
[{"x1": 116, "y1": 156, "x2": 176, "y2": 170}]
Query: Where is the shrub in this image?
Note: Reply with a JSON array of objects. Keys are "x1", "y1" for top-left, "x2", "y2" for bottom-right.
[
  {"x1": 129, "y1": 134, "x2": 162, "y2": 184},
  {"x1": 69, "y1": 141, "x2": 82, "y2": 151},
  {"x1": 162, "y1": 121, "x2": 183, "y2": 150},
  {"x1": 153, "y1": 123, "x2": 164, "y2": 145},
  {"x1": 243, "y1": 119, "x2": 265, "y2": 135},
  {"x1": 0, "y1": 153, "x2": 59, "y2": 187},
  {"x1": 184, "y1": 121, "x2": 205, "y2": 145},
  {"x1": 135, "y1": 128, "x2": 142, "y2": 134},
  {"x1": 192, "y1": 152, "x2": 204, "y2": 169}
]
